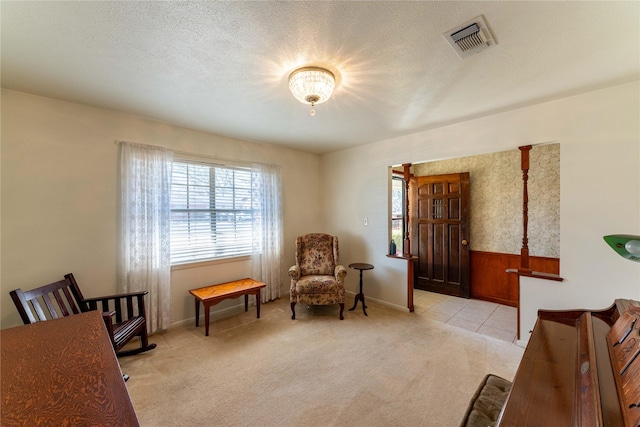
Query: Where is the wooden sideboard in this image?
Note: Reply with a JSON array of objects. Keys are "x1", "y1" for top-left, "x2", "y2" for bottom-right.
[{"x1": 1, "y1": 310, "x2": 139, "y2": 426}]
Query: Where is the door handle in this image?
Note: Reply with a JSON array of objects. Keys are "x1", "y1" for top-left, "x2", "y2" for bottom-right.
[{"x1": 461, "y1": 239, "x2": 468, "y2": 246}]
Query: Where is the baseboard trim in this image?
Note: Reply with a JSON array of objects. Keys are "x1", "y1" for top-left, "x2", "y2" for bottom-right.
[
  {"x1": 165, "y1": 302, "x2": 248, "y2": 333},
  {"x1": 162, "y1": 291, "x2": 411, "y2": 334},
  {"x1": 344, "y1": 290, "x2": 410, "y2": 313}
]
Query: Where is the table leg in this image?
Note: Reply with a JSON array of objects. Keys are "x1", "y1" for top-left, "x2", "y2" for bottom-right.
[
  {"x1": 349, "y1": 294, "x2": 361, "y2": 311},
  {"x1": 244, "y1": 294, "x2": 249, "y2": 312},
  {"x1": 195, "y1": 298, "x2": 200, "y2": 327},
  {"x1": 361, "y1": 294, "x2": 368, "y2": 316},
  {"x1": 348, "y1": 269, "x2": 368, "y2": 315},
  {"x1": 205, "y1": 304, "x2": 210, "y2": 337},
  {"x1": 256, "y1": 291, "x2": 261, "y2": 318}
]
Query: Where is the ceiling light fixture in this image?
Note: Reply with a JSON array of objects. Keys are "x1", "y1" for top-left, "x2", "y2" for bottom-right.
[{"x1": 288, "y1": 67, "x2": 335, "y2": 116}]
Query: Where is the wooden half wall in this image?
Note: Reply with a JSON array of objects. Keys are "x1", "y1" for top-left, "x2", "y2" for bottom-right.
[{"x1": 470, "y1": 250, "x2": 560, "y2": 307}]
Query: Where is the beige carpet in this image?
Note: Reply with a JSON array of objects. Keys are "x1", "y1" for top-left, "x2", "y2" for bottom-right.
[{"x1": 119, "y1": 297, "x2": 524, "y2": 426}]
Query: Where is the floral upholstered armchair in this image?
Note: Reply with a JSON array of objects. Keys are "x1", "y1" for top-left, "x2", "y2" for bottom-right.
[{"x1": 288, "y1": 233, "x2": 347, "y2": 320}]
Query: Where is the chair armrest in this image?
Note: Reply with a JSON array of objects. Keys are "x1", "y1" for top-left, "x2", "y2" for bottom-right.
[
  {"x1": 101, "y1": 311, "x2": 116, "y2": 341},
  {"x1": 335, "y1": 265, "x2": 347, "y2": 282},
  {"x1": 83, "y1": 290, "x2": 148, "y2": 302},
  {"x1": 288, "y1": 265, "x2": 300, "y2": 280},
  {"x1": 84, "y1": 291, "x2": 149, "y2": 325}
]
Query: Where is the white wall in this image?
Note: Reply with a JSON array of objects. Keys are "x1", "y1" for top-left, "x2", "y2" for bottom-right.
[
  {"x1": 3, "y1": 81, "x2": 639, "y2": 338},
  {"x1": 322, "y1": 81, "x2": 640, "y2": 340},
  {"x1": 1, "y1": 89, "x2": 322, "y2": 329}
]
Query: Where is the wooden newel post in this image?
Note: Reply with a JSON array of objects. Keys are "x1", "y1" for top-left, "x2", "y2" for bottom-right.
[
  {"x1": 518, "y1": 146, "x2": 532, "y2": 273},
  {"x1": 402, "y1": 163, "x2": 412, "y2": 256}
]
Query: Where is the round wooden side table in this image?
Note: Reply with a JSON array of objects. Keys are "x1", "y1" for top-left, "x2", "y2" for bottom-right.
[{"x1": 348, "y1": 263, "x2": 374, "y2": 316}]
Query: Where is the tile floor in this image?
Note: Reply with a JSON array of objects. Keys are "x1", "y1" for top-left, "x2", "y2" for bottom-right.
[{"x1": 413, "y1": 289, "x2": 518, "y2": 343}]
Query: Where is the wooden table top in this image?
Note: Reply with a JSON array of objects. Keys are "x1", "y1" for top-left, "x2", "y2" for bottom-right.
[
  {"x1": 189, "y1": 277, "x2": 266, "y2": 301},
  {"x1": 1, "y1": 310, "x2": 139, "y2": 426},
  {"x1": 349, "y1": 263, "x2": 374, "y2": 270}
]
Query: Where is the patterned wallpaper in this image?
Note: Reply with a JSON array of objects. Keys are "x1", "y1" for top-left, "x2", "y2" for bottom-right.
[{"x1": 411, "y1": 144, "x2": 560, "y2": 257}]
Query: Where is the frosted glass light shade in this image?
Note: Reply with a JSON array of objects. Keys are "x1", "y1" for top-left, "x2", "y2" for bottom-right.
[{"x1": 288, "y1": 67, "x2": 335, "y2": 105}]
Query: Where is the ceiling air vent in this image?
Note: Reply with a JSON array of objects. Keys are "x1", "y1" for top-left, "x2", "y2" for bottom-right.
[{"x1": 444, "y1": 15, "x2": 495, "y2": 59}]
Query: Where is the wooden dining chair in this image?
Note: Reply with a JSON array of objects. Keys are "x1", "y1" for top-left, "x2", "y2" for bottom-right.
[{"x1": 10, "y1": 273, "x2": 156, "y2": 357}]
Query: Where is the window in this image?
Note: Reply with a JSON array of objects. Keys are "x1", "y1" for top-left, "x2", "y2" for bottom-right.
[
  {"x1": 170, "y1": 159, "x2": 254, "y2": 265},
  {"x1": 391, "y1": 175, "x2": 405, "y2": 254}
]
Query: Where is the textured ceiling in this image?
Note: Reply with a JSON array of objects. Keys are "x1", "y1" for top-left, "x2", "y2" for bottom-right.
[{"x1": 2, "y1": 1, "x2": 639, "y2": 154}]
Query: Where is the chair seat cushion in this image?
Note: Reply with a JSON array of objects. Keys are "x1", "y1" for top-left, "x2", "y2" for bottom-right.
[
  {"x1": 459, "y1": 374, "x2": 512, "y2": 427},
  {"x1": 295, "y1": 275, "x2": 337, "y2": 294}
]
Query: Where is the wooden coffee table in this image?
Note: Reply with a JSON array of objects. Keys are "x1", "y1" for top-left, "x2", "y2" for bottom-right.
[{"x1": 189, "y1": 278, "x2": 266, "y2": 336}]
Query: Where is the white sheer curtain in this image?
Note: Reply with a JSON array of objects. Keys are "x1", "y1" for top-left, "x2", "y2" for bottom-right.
[
  {"x1": 251, "y1": 163, "x2": 283, "y2": 303},
  {"x1": 119, "y1": 141, "x2": 173, "y2": 333}
]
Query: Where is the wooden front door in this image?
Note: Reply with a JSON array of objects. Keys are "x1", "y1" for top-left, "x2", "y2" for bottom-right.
[{"x1": 410, "y1": 172, "x2": 470, "y2": 297}]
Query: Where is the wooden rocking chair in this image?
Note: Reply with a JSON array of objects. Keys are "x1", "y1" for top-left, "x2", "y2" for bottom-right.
[{"x1": 10, "y1": 273, "x2": 156, "y2": 357}]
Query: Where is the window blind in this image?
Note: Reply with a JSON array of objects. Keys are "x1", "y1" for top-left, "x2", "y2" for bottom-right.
[{"x1": 170, "y1": 159, "x2": 253, "y2": 265}]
